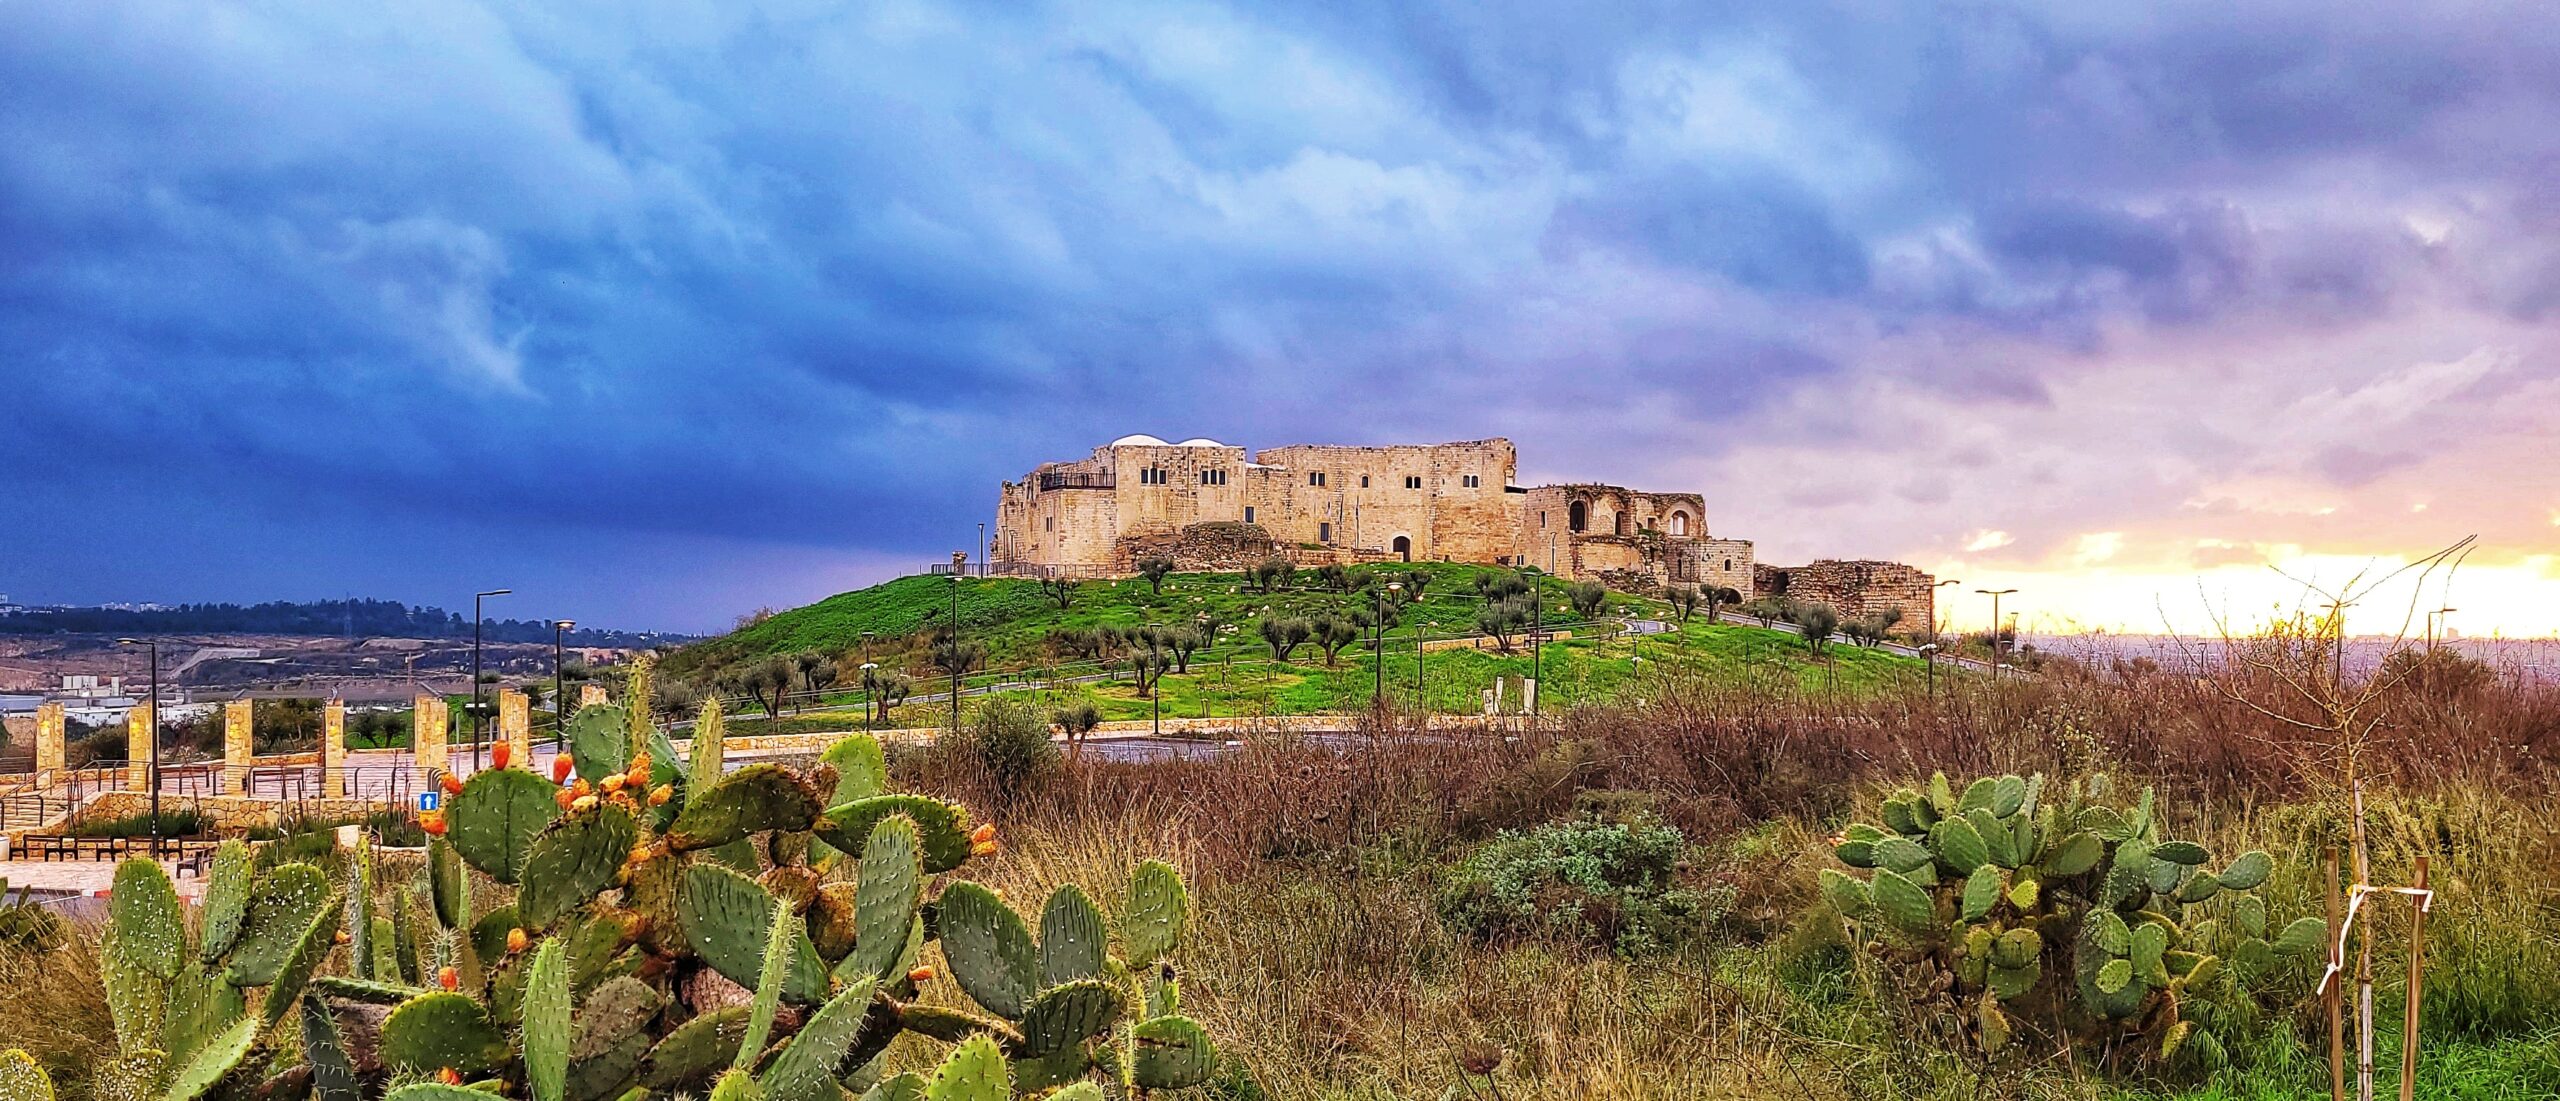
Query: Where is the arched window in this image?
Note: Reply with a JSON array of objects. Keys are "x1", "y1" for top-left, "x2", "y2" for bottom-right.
[
  {"x1": 1668, "y1": 511, "x2": 1690, "y2": 536},
  {"x1": 1392, "y1": 535, "x2": 1411, "y2": 561},
  {"x1": 1568, "y1": 501, "x2": 1587, "y2": 532}
]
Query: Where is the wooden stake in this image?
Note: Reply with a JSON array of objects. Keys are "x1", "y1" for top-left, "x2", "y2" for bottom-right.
[
  {"x1": 2400, "y1": 856, "x2": 2429, "y2": 1101},
  {"x1": 2328, "y1": 844, "x2": 2346, "y2": 1101}
]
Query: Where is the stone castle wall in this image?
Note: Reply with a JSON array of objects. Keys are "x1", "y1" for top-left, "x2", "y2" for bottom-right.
[{"x1": 1756, "y1": 559, "x2": 1937, "y2": 632}]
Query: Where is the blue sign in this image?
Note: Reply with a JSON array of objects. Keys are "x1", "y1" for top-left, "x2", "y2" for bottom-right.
[{"x1": 419, "y1": 791, "x2": 441, "y2": 812}]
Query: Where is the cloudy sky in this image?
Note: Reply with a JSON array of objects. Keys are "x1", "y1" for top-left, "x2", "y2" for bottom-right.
[{"x1": 5, "y1": 2, "x2": 2558, "y2": 635}]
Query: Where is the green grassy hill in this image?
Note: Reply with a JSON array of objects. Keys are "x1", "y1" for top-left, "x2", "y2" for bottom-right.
[{"x1": 668, "y1": 563, "x2": 1934, "y2": 727}]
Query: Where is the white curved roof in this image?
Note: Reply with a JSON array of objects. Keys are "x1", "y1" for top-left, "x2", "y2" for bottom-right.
[{"x1": 1109, "y1": 434, "x2": 1230, "y2": 448}]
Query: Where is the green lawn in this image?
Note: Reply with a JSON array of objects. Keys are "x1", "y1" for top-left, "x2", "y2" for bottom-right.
[{"x1": 714, "y1": 609, "x2": 1934, "y2": 733}]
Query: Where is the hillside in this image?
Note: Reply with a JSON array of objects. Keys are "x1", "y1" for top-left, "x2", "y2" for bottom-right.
[{"x1": 667, "y1": 563, "x2": 1932, "y2": 724}]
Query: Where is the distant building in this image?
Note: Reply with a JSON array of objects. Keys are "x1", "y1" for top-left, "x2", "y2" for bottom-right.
[{"x1": 991, "y1": 434, "x2": 1761, "y2": 592}]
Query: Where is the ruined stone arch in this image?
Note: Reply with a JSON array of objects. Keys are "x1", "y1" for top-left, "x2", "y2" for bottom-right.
[
  {"x1": 1567, "y1": 500, "x2": 1588, "y2": 532},
  {"x1": 1667, "y1": 509, "x2": 1691, "y2": 536}
]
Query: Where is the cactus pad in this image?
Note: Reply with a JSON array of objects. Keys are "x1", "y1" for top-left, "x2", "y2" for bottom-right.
[
  {"x1": 680, "y1": 863, "x2": 829, "y2": 1003},
  {"x1": 1038, "y1": 885, "x2": 1109, "y2": 988},
  {"x1": 566, "y1": 705, "x2": 634, "y2": 783},
  {"x1": 194, "y1": 842, "x2": 254, "y2": 963},
  {"x1": 524, "y1": 939, "x2": 573, "y2": 1101},
  {"x1": 226, "y1": 861, "x2": 331, "y2": 986},
  {"x1": 0, "y1": 1050, "x2": 53, "y2": 1101},
  {"x1": 258, "y1": 893, "x2": 344, "y2": 1030},
  {"x1": 1818, "y1": 869, "x2": 1872, "y2": 915},
  {"x1": 301, "y1": 997, "x2": 361, "y2": 1101},
  {"x1": 738, "y1": 901, "x2": 798, "y2": 1071},
  {"x1": 382, "y1": 992, "x2": 510, "y2": 1076},
  {"x1": 1869, "y1": 868, "x2": 1935, "y2": 935},
  {"x1": 817, "y1": 795, "x2": 975, "y2": 873},
  {"x1": 758, "y1": 977, "x2": 880, "y2": 1101},
  {"x1": 107, "y1": 858, "x2": 184, "y2": 983},
  {"x1": 1016, "y1": 979, "x2": 1123, "y2": 1057},
  {"x1": 450, "y1": 767, "x2": 564, "y2": 883},
  {"x1": 820, "y1": 734, "x2": 889, "y2": 803},
  {"x1": 2217, "y1": 850, "x2": 2274, "y2": 891},
  {"x1": 668, "y1": 764, "x2": 822, "y2": 851},
  {"x1": 937, "y1": 881, "x2": 1038, "y2": 1019},
  {"x1": 849, "y1": 816, "x2": 924, "y2": 982},
  {"x1": 1959, "y1": 866, "x2": 2003, "y2": 922},
  {"x1": 1130, "y1": 1015, "x2": 1216, "y2": 1091},
  {"x1": 519, "y1": 803, "x2": 640, "y2": 928},
  {"x1": 1121, "y1": 860, "x2": 1190, "y2": 968},
  {"x1": 920, "y1": 1034, "x2": 1009, "y2": 1101},
  {"x1": 643, "y1": 1007, "x2": 749, "y2": 1090},
  {"x1": 162, "y1": 1015, "x2": 258, "y2": 1101}
]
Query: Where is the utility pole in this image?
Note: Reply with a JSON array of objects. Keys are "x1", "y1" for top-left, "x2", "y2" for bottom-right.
[
  {"x1": 859, "y1": 631, "x2": 876, "y2": 727},
  {"x1": 1920, "y1": 642, "x2": 1939, "y2": 699}
]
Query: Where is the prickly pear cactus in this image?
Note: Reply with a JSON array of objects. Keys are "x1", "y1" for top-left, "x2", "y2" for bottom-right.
[
  {"x1": 264, "y1": 718, "x2": 1217, "y2": 1101},
  {"x1": 1824, "y1": 772, "x2": 2323, "y2": 1070}
]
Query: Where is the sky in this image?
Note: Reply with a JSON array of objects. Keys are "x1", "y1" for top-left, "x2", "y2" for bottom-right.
[{"x1": 4, "y1": 2, "x2": 2558, "y2": 637}]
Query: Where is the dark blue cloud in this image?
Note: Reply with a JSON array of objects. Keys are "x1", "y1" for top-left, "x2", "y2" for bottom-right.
[{"x1": 3, "y1": 2, "x2": 2557, "y2": 630}]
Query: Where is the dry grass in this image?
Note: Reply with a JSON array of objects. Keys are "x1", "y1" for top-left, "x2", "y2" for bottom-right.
[{"x1": 0, "y1": 918, "x2": 114, "y2": 1095}]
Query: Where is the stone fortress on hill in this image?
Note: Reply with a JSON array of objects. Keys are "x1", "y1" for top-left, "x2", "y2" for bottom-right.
[{"x1": 989, "y1": 435, "x2": 1941, "y2": 628}]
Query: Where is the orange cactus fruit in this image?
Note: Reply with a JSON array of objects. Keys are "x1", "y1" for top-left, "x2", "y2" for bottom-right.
[
  {"x1": 507, "y1": 927, "x2": 529, "y2": 954},
  {"x1": 629, "y1": 843, "x2": 653, "y2": 865},
  {"x1": 571, "y1": 794, "x2": 599, "y2": 813},
  {"x1": 552, "y1": 756, "x2": 575, "y2": 783},
  {"x1": 491, "y1": 741, "x2": 513, "y2": 769},
  {"x1": 907, "y1": 965, "x2": 935, "y2": 983},
  {"x1": 600, "y1": 775, "x2": 626, "y2": 795},
  {"x1": 437, "y1": 1067, "x2": 463, "y2": 1086},
  {"x1": 572, "y1": 777, "x2": 593, "y2": 796},
  {"x1": 438, "y1": 966, "x2": 460, "y2": 991},
  {"x1": 334, "y1": 929, "x2": 352, "y2": 945},
  {"x1": 969, "y1": 823, "x2": 997, "y2": 844},
  {"x1": 440, "y1": 774, "x2": 464, "y2": 796},
  {"x1": 648, "y1": 784, "x2": 673, "y2": 807},
  {"x1": 555, "y1": 789, "x2": 577, "y2": 809},
  {"x1": 970, "y1": 839, "x2": 1000, "y2": 858},
  {"x1": 422, "y1": 816, "x2": 449, "y2": 836}
]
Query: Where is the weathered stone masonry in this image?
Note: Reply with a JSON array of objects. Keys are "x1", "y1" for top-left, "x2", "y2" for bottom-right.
[{"x1": 993, "y1": 434, "x2": 1861, "y2": 596}]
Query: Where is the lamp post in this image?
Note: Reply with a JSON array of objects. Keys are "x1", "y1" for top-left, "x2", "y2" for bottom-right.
[
  {"x1": 472, "y1": 589, "x2": 511, "y2": 770},
  {"x1": 1530, "y1": 564, "x2": 1545, "y2": 723},
  {"x1": 859, "y1": 632, "x2": 877, "y2": 727},
  {"x1": 552, "y1": 620, "x2": 575, "y2": 749},
  {"x1": 947, "y1": 576, "x2": 963, "y2": 736},
  {"x1": 2426, "y1": 607, "x2": 2457, "y2": 653},
  {"x1": 1974, "y1": 589, "x2": 2016, "y2": 679},
  {"x1": 1147, "y1": 622, "x2": 1163, "y2": 737},
  {"x1": 977, "y1": 522, "x2": 987, "y2": 579},
  {"x1": 1933, "y1": 579, "x2": 1962, "y2": 643},
  {"x1": 115, "y1": 638, "x2": 161, "y2": 857},
  {"x1": 1372, "y1": 582, "x2": 1402, "y2": 711},
  {"x1": 1919, "y1": 642, "x2": 1940, "y2": 699}
]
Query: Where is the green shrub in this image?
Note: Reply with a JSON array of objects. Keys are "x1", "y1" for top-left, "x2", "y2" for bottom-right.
[
  {"x1": 960, "y1": 694, "x2": 1059, "y2": 795},
  {"x1": 68, "y1": 809, "x2": 204, "y2": 838},
  {"x1": 1438, "y1": 815, "x2": 1723, "y2": 957}
]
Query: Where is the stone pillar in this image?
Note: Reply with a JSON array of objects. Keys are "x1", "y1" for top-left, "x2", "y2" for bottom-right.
[
  {"x1": 34, "y1": 702, "x2": 64, "y2": 786},
  {"x1": 222, "y1": 699, "x2": 253, "y2": 795},
  {"x1": 126, "y1": 702, "x2": 153, "y2": 792},
  {"x1": 578, "y1": 683, "x2": 608, "y2": 709},
  {"x1": 500, "y1": 688, "x2": 530, "y2": 767},
  {"x1": 323, "y1": 700, "x2": 347, "y2": 798},
  {"x1": 414, "y1": 693, "x2": 450, "y2": 781},
  {"x1": 1521, "y1": 678, "x2": 1537, "y2": 717}
]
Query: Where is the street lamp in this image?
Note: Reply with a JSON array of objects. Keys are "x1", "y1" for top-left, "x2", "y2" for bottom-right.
[
  {"x1": 947, "y1": 576, "x2": 964, "y2": 736},
  {"x1": 859, "y1": 632, "x2": 877, "y2": 727},
  {"x1": 977, "y1": 522, "x2": 987, "y2": 579},
  {"x1": 1919, "y1": 642, "x2": 1940, "y2": 699},
  {"x1": 2427, "y1": 607, "x2": 2458, "y2": 653},
  {"x1": 552, "y1": 620, "x2": 575, "y2": 749},
  {"x1": 472, "y1": 589, "x2": 511, "y2": 770},
  {"x1": 1974, "y1": 589, "x2": 2017, "y2": 679},
  {"x1": 1147, "y1": 622, "x2": 1164, "y2": 737},
  {"x1": 115, "y1": 638, "x2": 161, "y2": 857},
  {"x1": 1529, "y1": 564, "x2": 1545, "y2": 723},
  {"x1": 1372, "y1": 582, "x2": 1401, "y2": 710},
  {"x1": 1933, "y1": 579, "x2": 1962, "y2": 643}
]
